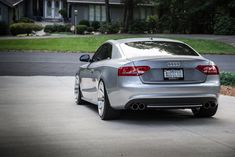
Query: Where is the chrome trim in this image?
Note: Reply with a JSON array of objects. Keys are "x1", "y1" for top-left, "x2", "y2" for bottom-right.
[
  {"x1": 147, "y1": 104, "x2": 203, "y2": 108},
  {"x1": 167, "y1": 62, "x2": 181, "y2": 67}
]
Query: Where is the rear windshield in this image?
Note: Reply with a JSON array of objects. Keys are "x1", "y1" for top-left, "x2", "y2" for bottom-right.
[{"x1": 120, "y1": 41, "x2": 199, "y2": 58}]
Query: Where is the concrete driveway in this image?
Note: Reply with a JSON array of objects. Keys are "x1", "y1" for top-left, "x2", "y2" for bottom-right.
[{"x1": 0, "y1": 76, "x2": 235, "y2": 157}]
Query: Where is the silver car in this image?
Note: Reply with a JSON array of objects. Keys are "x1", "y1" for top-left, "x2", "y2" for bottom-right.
[{"x1": 75, "y1": 38, "x2": 220, "y2": 120}]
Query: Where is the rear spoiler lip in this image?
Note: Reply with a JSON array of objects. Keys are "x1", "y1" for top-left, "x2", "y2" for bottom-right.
[{"x1": 126, "y1": 55, "x2": 207, "y2": 62}]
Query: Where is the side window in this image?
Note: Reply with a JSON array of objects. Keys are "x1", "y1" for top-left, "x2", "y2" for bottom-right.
[
  {"x1": 92, "y1": 43, "x2": 112, "y2": 62},
  {"x1": 106, "y1": 43, "x2": 112, "y2": 59}
]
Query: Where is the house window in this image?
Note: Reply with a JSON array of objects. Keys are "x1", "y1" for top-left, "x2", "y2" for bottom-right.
[
  {"x1": 139, "y1": 7, "x2": 152, "y2": 20},
  {"x1": 0, "y1": 7, "x2": 2, "y2": 21},
  {"x1": 89, "y1": 5, "x2": 95, "y2": 21},
  {"x1": 95, "y1": 5, "x2": 100, "y2": 21},
  {"x1": 89, "y1": 5, "x2": 106, "y2": 22},
  {"x1": 140, "y1": 8, "x2": 146, "y2": 20},
  {"x1": 101, "y1": 6, "x2": 106, "y2": 21}
]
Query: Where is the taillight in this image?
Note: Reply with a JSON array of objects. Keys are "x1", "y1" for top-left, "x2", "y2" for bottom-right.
[
  {"x1": 118, "y1": 66, "x2": 150, "y2": 76},
  {"x1": 196, "y1": 65, "x2": 219, "y2": 75}
]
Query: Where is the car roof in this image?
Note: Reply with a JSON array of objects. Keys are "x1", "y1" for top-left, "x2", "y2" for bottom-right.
[{"x1": 107, "y1": 38, "x2": 184, "y2": 45}]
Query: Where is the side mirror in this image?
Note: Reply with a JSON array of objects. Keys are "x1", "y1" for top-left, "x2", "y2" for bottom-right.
[{"x1": 80, "y1": 54, "x2": 90, "y2": 62}]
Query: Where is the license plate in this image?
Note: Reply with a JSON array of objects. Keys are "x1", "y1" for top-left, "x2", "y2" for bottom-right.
[{"x1": 164, "y1": 69, "x2": 184, "y2": 80}]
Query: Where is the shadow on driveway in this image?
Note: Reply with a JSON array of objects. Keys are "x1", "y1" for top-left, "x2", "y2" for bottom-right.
[{"x1": 82, "y1": 103, "x2": 221, "y2": 126}]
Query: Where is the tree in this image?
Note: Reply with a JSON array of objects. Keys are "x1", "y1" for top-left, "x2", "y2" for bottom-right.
[
  {"x1": 153, "y1": 0, "x2": 235, "y2": 34},
  {"x1": 105, "y1": 0, "x2": 111, "y2": 23},
  {"x1": 122, "y1": 0, "x2": 147, "y2": 32},
  {"x1": 123, "y1": 0, "x2": 133, "y2": 32}
]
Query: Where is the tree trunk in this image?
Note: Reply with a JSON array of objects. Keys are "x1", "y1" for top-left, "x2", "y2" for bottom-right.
[
  {"x1": 105, "y1": 0, "x2": 111, "y2": 23},
  {"x1": 123, "y1": 0, "x2": 134, "y2": 32},
  {"x1": 123, "y1": 1, "x2": 128, "y2": 31}
]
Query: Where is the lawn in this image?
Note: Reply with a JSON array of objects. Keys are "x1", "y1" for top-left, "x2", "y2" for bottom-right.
[{"x1": 0, "y1": 35, "x2": 235, "y2": 54}]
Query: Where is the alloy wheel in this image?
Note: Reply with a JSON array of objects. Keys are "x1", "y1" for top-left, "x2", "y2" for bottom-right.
[
  {"x1": 98, "y1": 81, "x2": 105, "y2": 116},
  {"x1": 74, "y1": 75, "x2": 79, "y2": 101}
]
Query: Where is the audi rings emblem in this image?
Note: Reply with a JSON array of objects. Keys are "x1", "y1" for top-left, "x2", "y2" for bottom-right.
[{"x1": 167, "y1": 62, "x2": 181, "y2": 67}]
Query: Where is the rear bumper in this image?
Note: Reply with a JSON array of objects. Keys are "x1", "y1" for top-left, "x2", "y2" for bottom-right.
[
  {"x1": 108, "y1": 76, "x2": 220, "y2": 109},
  {"x1": 125, "y1": 97, "x2": 217, "y2": 109}
]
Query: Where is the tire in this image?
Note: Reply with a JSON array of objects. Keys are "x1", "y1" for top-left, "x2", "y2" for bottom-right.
[
  {"x1": 192, "y1": 105, "x2": 218, "y2": 118},
  {"x1": 97, "y1": 80, "x2": 120, "y2": 120},
  {"x1": 75, "y1": 75, "x2": 86, "y2": 105}
]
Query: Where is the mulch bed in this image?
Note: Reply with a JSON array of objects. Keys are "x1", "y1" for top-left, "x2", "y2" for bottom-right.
[{"x1": 221, "y1": 85, "x2": 235, "y2": 97}]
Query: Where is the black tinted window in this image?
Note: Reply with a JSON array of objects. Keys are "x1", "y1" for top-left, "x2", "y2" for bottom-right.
[
  {"x1": 121, "y1": 41, "x2": 198, "y2": 58},
  {"x1": 93, "y1": 43, "x2": 112, "y2": 62}
]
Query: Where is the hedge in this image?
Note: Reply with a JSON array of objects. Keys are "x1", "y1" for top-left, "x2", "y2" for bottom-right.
[
  {"x1": 220, "y1": 72, "x2": 235, "y2": 87},
  {"x1": 99, "y1": 23, "x2": 120, "y2": 34},
  {"x1": 79, "y1": 20, "x2": 90, "y2": 27},
  {"x1": 10, "y1": 23, "x2": 43, "y2": 36},
  {"x1": 44, "y1": 24, "x2": 71, "y2": 33},
  {"x1": 76, "y1": 25, "x2": 88, "y2": 34}
]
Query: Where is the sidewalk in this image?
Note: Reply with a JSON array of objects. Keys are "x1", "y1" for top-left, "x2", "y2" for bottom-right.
[{"x1": 0, "y1": 34, "x2": 89, "y2": 40}]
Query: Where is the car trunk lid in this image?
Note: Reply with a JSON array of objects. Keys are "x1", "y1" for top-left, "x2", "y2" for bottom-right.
[{"x1": 129, "y1": 56, "x2": 209, "y2": 84}]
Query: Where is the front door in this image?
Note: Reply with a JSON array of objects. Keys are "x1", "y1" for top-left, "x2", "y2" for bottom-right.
[{"x1": 45, "y1": 0, "x2": 62, "y2": 19}]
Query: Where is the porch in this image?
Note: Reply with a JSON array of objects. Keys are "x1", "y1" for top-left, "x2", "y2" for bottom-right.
[{"x1": 26, "y1": 0, "x2": 70, "y2": 22}]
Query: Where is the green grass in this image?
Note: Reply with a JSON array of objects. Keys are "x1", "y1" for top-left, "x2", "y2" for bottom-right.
[
  {"x1": 0, "y1": 35, "x2": 235, "y2": 54},
  {"x1": 176, "y1": 38, "x2": 235, "y2": 54}
]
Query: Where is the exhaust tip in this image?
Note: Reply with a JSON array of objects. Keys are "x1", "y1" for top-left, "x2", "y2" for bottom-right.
[
  {"x1": 204, "y1": 103, "x2": 210, "y2": 109},
  {"x1": 130, "y1": 103, "x2": 146, "y2": 111},
  {"x1": 138, "y1": 103, "x2": 146, "y2": 110},
  {"x1": 210, "y1": 102, "x2": 217, "y2": 108},
  {"x1": 130, "y1": 103, "x2": 139, "y2": 111},
  {"x1": 203, "y1": 102, "x2": 217, "y2": 109}
]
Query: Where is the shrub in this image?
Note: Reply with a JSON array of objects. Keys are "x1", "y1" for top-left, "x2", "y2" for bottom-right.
[
  {"x1": 16, "y1": 17, "x2": 34, "y2": 23},
  {"x1": 65, "y1": 24, "x2": 72, "y2": 32},
  {"x1": 10, "y1": 23, "x2": 43, "y2": 36},
  {"x1": 0, "y1": 22, "x2": 9, "y2": 36},
  {"x1": 99, "y1": 22, "x2": 120, "y2": 34},
  {"x1": 128, "y1": 20, "x2": 147, "y2": 34},
  {"x1": 54, "y1": 25, "x2": 66, "y2": 32},
  {"x1": 214, "y1": 15, "x2": 235, "y2": 35},
  {"x1": 44, "y1": 25, "x2": 56, "y2": 33},
  {"x1": 146, "y1": 15, "x2": 158, "y2": 33},
  {"x1": 44, "y1": 24, "x2": 71, "y2": 33},
  {"x1": 220, "y1": 72, "x2": 235, "y2": 87},
  {"x1": 79, "y1": 20, "x2": 90, "y2": 27},
  {"x1": 158, "y1": 15, "x2": 171, "y2": 33},
  {"x1": 76, "y1": 25, "x2": 88, "y2": 34},
  {"x1": 98, "y1": 23, "x2": 108, "y2": 34},
  {"x1": 87, "y1": 27, "x2": 94, "y2": 33},
  {"x1": 109, "y1": 22, "x2": 120, "y2": 34},
  {"x1": 91, "y1": 21, "x2": 100, "y2": 30}
]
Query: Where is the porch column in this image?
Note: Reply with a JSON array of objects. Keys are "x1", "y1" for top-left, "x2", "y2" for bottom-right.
[
  {"x1": 36, "y1": 0, "x2": 39, "y2": 16},
  {"x1": 44, "y1": 0, "x2": 47, "y2": 18},
  {"x1": 67, "y1": 3, "x2": 70, "y2": 18}
]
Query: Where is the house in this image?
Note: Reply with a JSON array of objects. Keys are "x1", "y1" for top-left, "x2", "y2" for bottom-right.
[
  {"x1": 69, "y1": 0, "x2": 155, "y2": 24},
  {"x1": 0, "y1": 0, "x2": 26, "y2": 24},
  {"x1": 0, "y1": 0, "x2": 155, "y2": 25}
]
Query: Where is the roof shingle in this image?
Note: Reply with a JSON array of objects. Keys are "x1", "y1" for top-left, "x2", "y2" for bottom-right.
[{"x1": 0, "y1": 0, "x2": 24, "y2": 7}]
